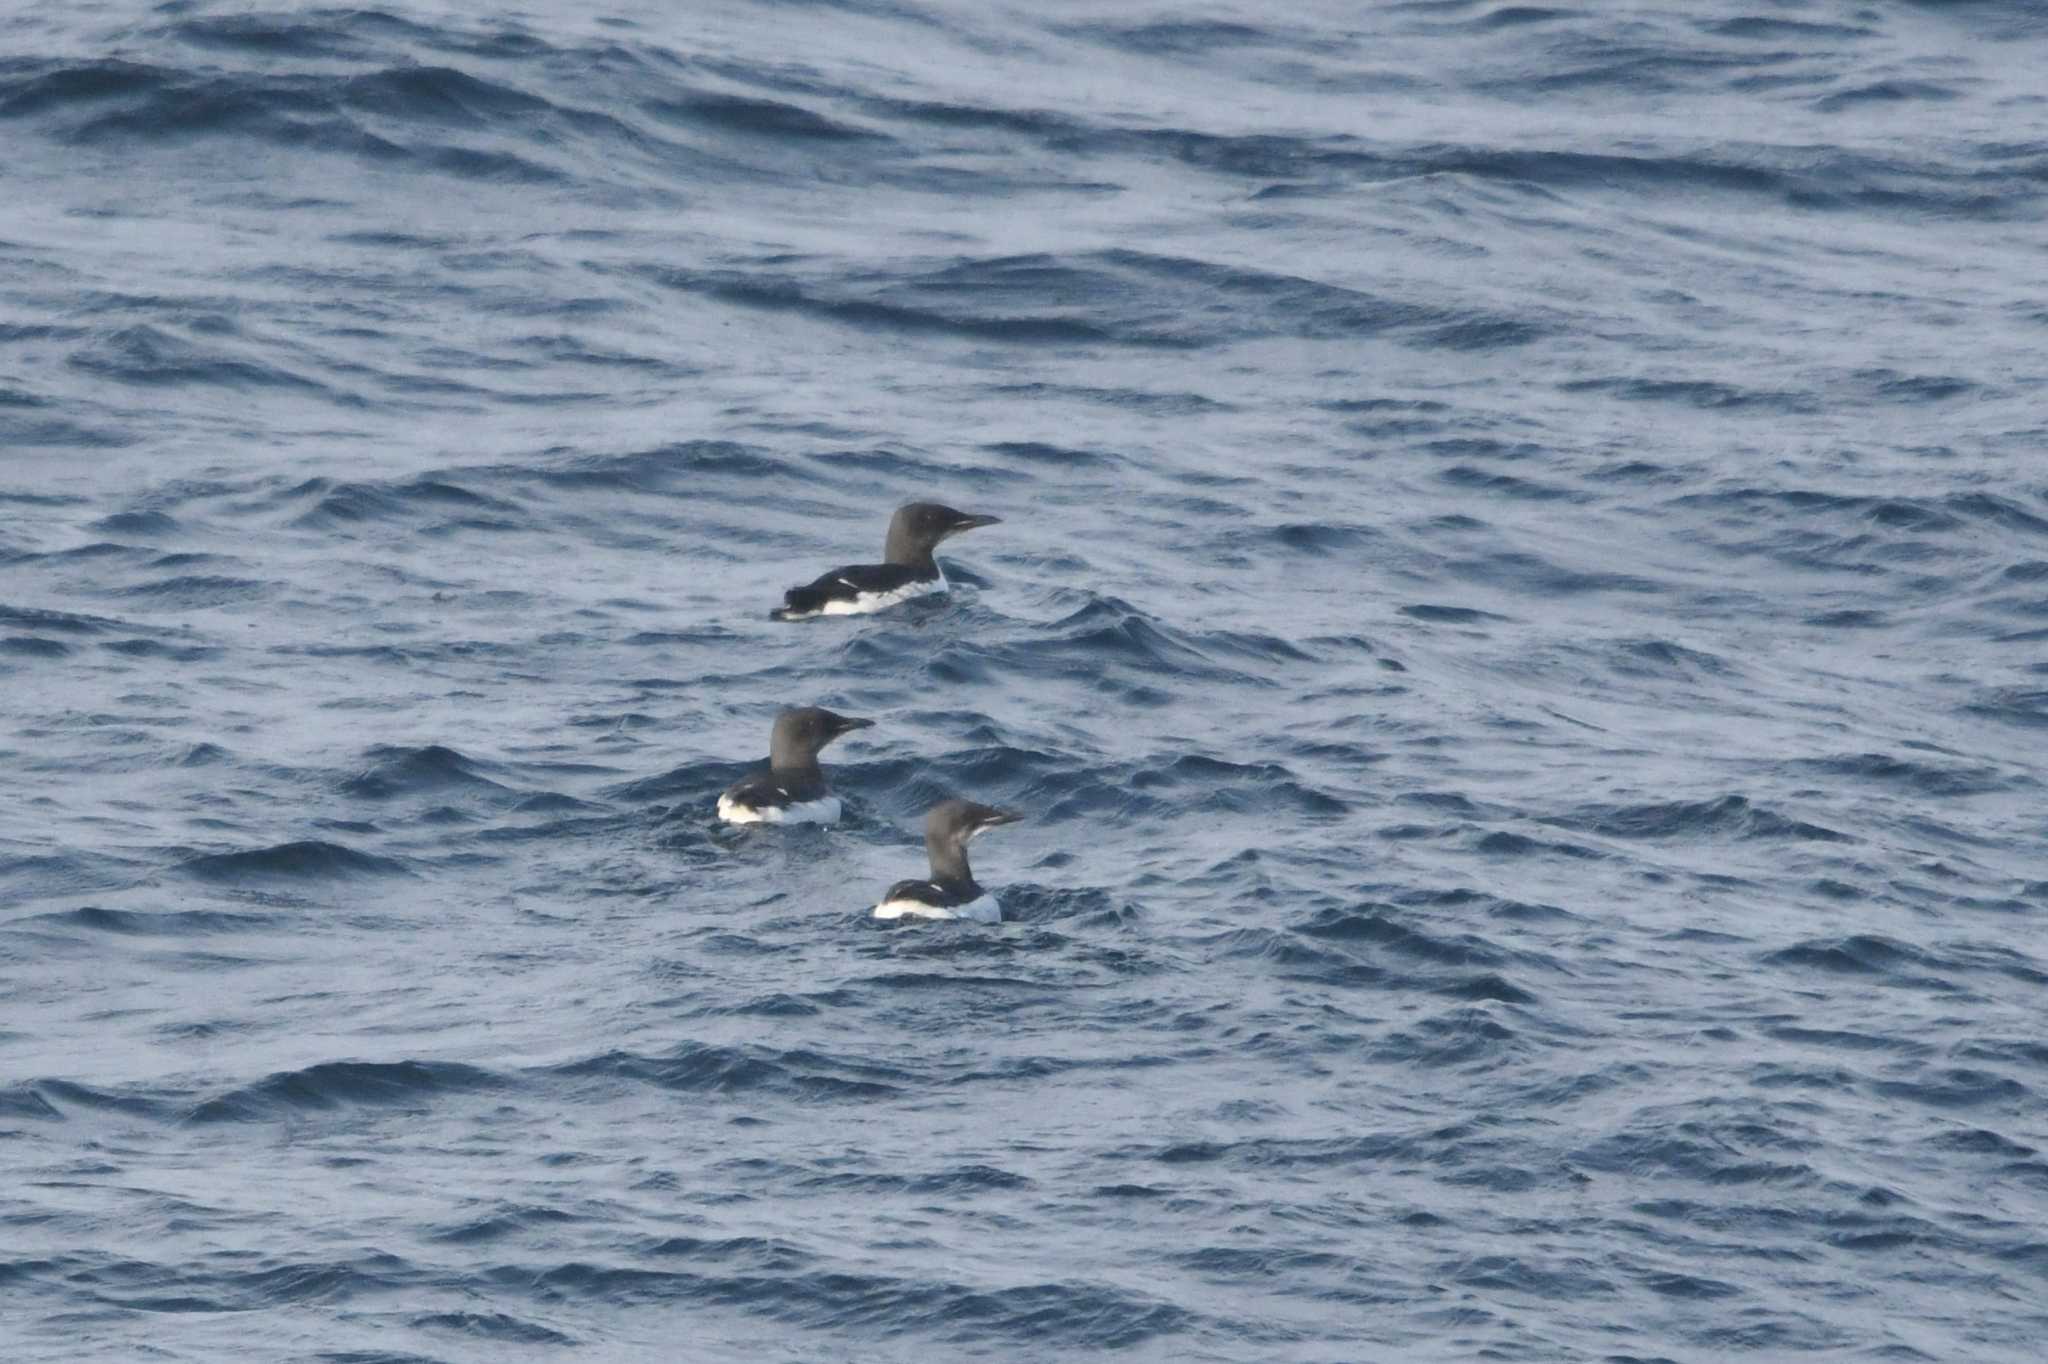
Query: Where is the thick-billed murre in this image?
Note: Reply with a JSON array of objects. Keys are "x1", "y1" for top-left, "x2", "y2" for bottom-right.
[
  {"x1": 873, "y1": 798, "x2": 1021, "y2": 923},
  {"x1": 716, "y1": 706, "x2": 872, "y2": 825},
  {"x1": 770, "y1": 502, "x2": 1000, "y2": 621}
]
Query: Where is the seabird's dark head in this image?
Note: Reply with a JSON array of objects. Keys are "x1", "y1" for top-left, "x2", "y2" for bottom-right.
[
  {"x1": 923, "y1": 798, "x2": 1021, "y2": 883},
  {"x1": 769, "y1": 706, "x2": 873, "y2": 770},
  {"x1": 926, "y1": 798, "x2": 1022, "y2": 843},
  {"x1": 884, "y1": 502, "x2": 1001, "y2": 567}
]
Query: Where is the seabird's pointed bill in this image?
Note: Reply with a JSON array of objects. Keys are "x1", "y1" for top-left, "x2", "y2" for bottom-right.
[
  {"x1": 931, "y1": 800, "x2": 1021, "y2": 840},
  {"x1": 770, "y1": 501, "x2": 1000, "y2": 621}
]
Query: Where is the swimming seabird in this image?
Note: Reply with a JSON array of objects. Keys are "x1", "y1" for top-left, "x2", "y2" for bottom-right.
[
  {"x1": 716, "y1": 706, "x2": 872, "y2": 825},
  {"x1": 770, "y1": 502, "x2": 1000, "y2": 621},
  {"x1": 872, "y1": 798, "x2": 1021, "y2": 923}
]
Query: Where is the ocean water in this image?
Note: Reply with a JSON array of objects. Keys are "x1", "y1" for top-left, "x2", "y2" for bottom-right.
[{"x1": 3, "y1": 0, "x2": 2047, "y2": 1358}]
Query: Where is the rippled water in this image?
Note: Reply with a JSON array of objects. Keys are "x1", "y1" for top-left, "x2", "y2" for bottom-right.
[{"x1": 5, "y1": 1, "x2": 2048, "y2": 1358}]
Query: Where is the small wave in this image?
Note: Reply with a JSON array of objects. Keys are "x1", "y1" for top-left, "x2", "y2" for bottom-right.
[
  {"x1": 1924, "y1": 1129, "x2": 2036, "y2": 1167},
  {"x1": 510, "y1": 791, "x2": 597, "y2": 815},
  {"x1": 1963, "y1": 688, "x2": 2048, "y2": 729},
  {"x1": 0, "y1": 1085, "x2": 63, "y2": 1120},
  {"x1": 90, "y1": 509, "x2": 181, "y2": 536},
  {"x1": 1948, "y1": 493, "x2": 2048, "y2": 538},
  {"x1": 110, "y1": 575, "x2": 270, "y2": 609},
  {"x1": 189, "y1": 1059, "x2": 504, "y2": 1123},
  {"x1": 1769, "y1": 1025, "x2": 1927, "y2": 1055},
  {"x1": 1400, "y1": 602, "x2": 1509, "y2": 624},
  {"x1": 411, "y1": 1311, "x2": 573, "y2": 1346},
  {"x1": 1134, "y1": 1131, "x2": 1436, "y2": 1170},
  {"x1": 287, "y1": 475, "x2": 520, "y2": 530},
  {"x1": 604, "y1": 760, "x2": 750, "y2": 805},
  {"x1": 980, "y1": 439, "x2": 1120, "y2": 468},
  {"x1": 17, "y1": 540, "x2": 144, "y2": 565},
  {"x1": 343, "y1": 64, "x2": 553, "y2": 125},
  {"x1": 863, "y1": 94, "x2": 1077, "y2": 140},
  {"x1": 341, "y1": 744, "x2": 514, "y2": 800},
  {"x1": 1434, "y1": 973, "x2": 1539, "y2": 1003},
  {"x1": 643, "y1": 92, "x2": 880, "y2": 141},
  {"x1": 551, "y1": 1042, "x2": 907, "y2": 1100},
  {"x1": 429, "y1": 1204, "x2": 583, "y2": 1245},
  {"x1": 1561, "y1": 376, "x2": 1817, "y2": 413},
  {"x1": 531, "y1": 441, "x2": 784, "y2": 493},
  {"x1": 7, "y1": 55, "x2": 583, "y2": 188},
  {"x1": 32, "y1": 905, "x2": 275, "y2": 936},
  {"x1": 0, "y1": 635, "x2": 69, "y2": 658},
  {"x1": 1261, "y1": 521, "x2": 1379, "y2": 555},
  {"x1": 639, "y1": 262, "x2": 1143, "y2": 348},
  {"x1": 1853, "y1": 369, "x2": 1975, "y2": 404},
  {"x1": 164, "y1": 13, "x2": 387, "y2": 59},
  {"x1": 1870, "y1": 1069, "x2": 2029, "y2": 1111},
  {"x1": 1789, "y1": 752, "x2": 2008, "y2": 798},
  {"x1": 1760, "y1": 935, "x2": 1946, "y2": 982},
  {"x1": 1609, "y1": 637, "x2": 1735, "y2": 678},
  {"x1": 982, "y1": 381, "x2": 1230, "y2": 414},
  {"x1": 70, "y1": 324, "x2": 330, "y2": 392},
  {"x1": 177, "y1": 839, "x2": 410, "y2": 883},
  {"x1": 58, "y1": 1249, "x2": 414, "y2": 1315},
  {"x1": 501, "y1": 1259, "x2": 1189, "y2": 1347},
  {"x1": 1956, "y1": 1035, "x2": 2048, "y2": 1069},
  {"x1": 1131, "y1": 754, "x2": 1345, "y2": 817},
  {"x1": 98, "y1": 637, "x2": 219, "y2": 662},
  {"x1": 1422, "y1": 316, "x2": 1551, "y2": 350},
  {"x1": 0, "y1": 406, "x2": 131, "y2": 447},
  {"x1": 1066, "y1": 19, "x2": 1279, "y2": 57},
  {"x1": 1574, "y1": 1121, "x2": 1815, "y2": 1187},
  {"x1": 1706, "y1": 16, "x2": 1874, "y2": 40},
  {"x1": 1371, "y1": 1007, "x2": 1529, "y2": 1067},
  {"x1": 1478, "y1": 6, "x2": 1573, "y2": 28},
  {"x1": 1816, "y1": 81, "x2": 1961, "y2": 113},
  {"x1": 997, "y1": 594, "x2": 1290, "y2": 688},
  {"x1": 1670, "y1": 487, "x2": 2046, "y2": 547},
  {"x1": 0, "y1": 604, "x2": 126, "y2": 634},
  {"x1": 0, "y1": 850, "x2": 147, "y2": 901},
  {"x1": 796, "y1": 1165, "x2": 1031, "y2": 1196},
  {"x1": 1212, "y1": 924, "x2": 1403, "y2": 991},
  {"x1": 1556, "y1": 794, "x2": 1848, "y2": 842},
  {"x1": 680, "y1": 988, "x2": 858, "y2": 1019},
  {"x1": 1807, "y1": 608, "x2": 1888, "y2": 629},
  {"x1": 1295, "y1": 906, "x2": 1508, "y2": 966},
  {"x1": 1438, "y1": 464, "x2": 1581, "y2": 501},
  {"x1": 0, "y1": 58, "x2": 167, "y2": 117},
  {"x1": 29, "y1": 1077, "x2": 182, "y2": 1122},
  {"x1": 638, "y1": 248, "x2": 1540, "y2": 353}
]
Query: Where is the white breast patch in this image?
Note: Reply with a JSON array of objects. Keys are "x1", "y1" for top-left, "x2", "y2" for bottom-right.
[
  {"x1": 872, "y1": 892, "x2": 1001, "y2": 924},
  {"x1": 716, "y1": 793, "x2": 843, "y2": 825}
]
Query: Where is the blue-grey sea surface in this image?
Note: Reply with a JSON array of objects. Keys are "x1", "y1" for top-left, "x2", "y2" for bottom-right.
[{"x1": 4, "y1": 1, "x2": 2047, "y2": 1359}]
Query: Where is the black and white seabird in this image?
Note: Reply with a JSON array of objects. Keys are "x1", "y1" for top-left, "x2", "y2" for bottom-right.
[
  {"x1": 770, "y1": 501, "x2": 1001, "y2": 621},
  {"x1": 716, "y1": 706, "x2": 872, "y2": 825},
  {"x1": 873, "y1": 798, "x2": 1021, "y2": 923}
]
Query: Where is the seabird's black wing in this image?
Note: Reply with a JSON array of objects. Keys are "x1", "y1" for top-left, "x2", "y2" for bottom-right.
[
  {"x1": 721, "y1": 772, "x2": 793, "y2": 809},
  {"x1": 771, "y1": 562, "x2": 927, "y2": 621},
  {"x1": 882, "y1": 878, "x2": 950, "y2": 907}
]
